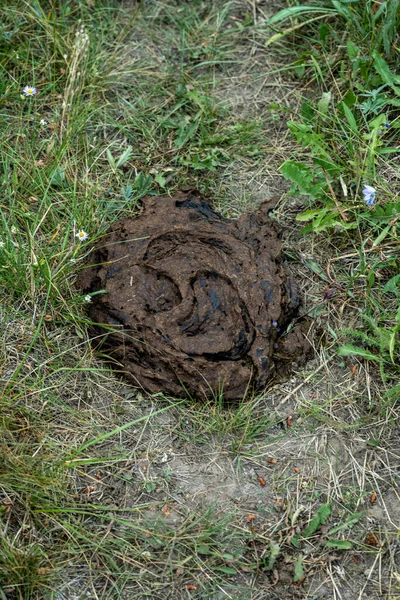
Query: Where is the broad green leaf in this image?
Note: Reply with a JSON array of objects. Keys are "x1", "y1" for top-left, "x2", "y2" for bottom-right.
[
  {"x1": 115, "y1": 146, "x2": 133, "y2": 168},
  {"x1": 313, "y1": 157, "x2": 341, "y2": 176},
  {"x1": 174, "y1": 121, "x2": 199, "y2": 149},
  {"x1": 291, "y1": 535, "x2": 301, "y2": 548},
  {"x1": 383, "y1": 274, "x2": 400, "y2": 294},
  {"x1": 312, "y1": 212, "x2": 341, "y2": 232},
  {"x1": 154, "y1": 173, "x2": 167, "y2": 188},
  {"x1": 366, "y1": 439, "x2": 380, "y2": 447},
  {"x1": 287, "y1": 121, "x2": 313, "y2": 136},
  {"x1": 106, "y1": 148, "x2": 115, "y2": 168},
  {"x1": 134, "y1": 172, "x2": 154, "y2": 197},
  {"x1": 314, "y1": 503, "x2": 331, "y2": 525},
  {"x1": 303, "y1": 222, "x2": 319, "y2": 234},
  {"x1": 332, "y1": 220, "x2": 358, "y2": 230},
  {"x1": 373, "y1": 51, "x2": 400, "y2": 96},
  {"x1": 346, "y1": 40, "x2": 360, "y2": 61},
  {"x1": 325, "y1": 540, "x2": 353, "y2": 550},
  {"x1": 372, "y1": 224, "x2": 392, "y2": 247},
  {"x1": 342, "y1": 89, "x2": 357, "y2": 107},
  {"x1": 296, "y1": 209, "x2": 327, "y2": 222},
  {"x1": 293, "y1": 554, "x2": 304, "y2": 582},
  {"x1": 302, "y1": 503, "x2": 331, "y2": 538},
  {"x1": 337, "y1": 344, "x2": 382, "y2": 362},
  {"x1": 280, "y1": 160, "x2": 313, "y2": 195},
  {"x1": 222, "y1": 554, "x2": 235, "y2": 561},
  {"x1": 328, "y1": 512, "x2": 363, "y2": 535},
  {"x1": 49, "y1": 166, "x2": 66, "y2": 187},
  {"x1": 377, "y1": 147, "x2": 400, "y2": 154},
  {"x1": 368, "y1": 114, "x2": 389, "y2": 131}
]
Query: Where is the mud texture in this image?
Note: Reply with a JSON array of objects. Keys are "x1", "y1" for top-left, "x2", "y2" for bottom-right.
[{"x1": 77, "y1": 190, "x2": 310, "y2": 399}]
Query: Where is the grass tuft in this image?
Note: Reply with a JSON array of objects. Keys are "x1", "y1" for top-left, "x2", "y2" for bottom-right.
[{"x1": 1, "y1": 1, "x2": 399, "y2": 598}]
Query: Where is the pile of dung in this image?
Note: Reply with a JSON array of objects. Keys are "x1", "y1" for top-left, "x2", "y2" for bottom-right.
[{"x1": 77, "y1": 190, "x2": 310, "y2": 400}]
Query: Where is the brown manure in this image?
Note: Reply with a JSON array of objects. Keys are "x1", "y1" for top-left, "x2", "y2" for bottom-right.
[{"x1": 77, "y1": 190, "x2": 311, "y2": 400}]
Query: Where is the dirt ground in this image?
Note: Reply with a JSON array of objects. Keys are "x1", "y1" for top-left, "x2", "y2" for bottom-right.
[
  {"x1": 58, "y1": 2, "x2": 400, "y2": 598},
  {"x1": 2, "y1": 1, "x2": 397, "y2": 599}
]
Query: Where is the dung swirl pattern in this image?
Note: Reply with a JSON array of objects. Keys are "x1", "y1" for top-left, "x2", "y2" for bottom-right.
[{"x1": 77, "y1": 190, "x2": 310, "y2": 399}]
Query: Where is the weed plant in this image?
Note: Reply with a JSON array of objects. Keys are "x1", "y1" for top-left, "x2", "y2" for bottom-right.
[
  {"x1": 264, "y1": 0, "x2": 400, "y2": 396},
  {"x1": 0, "y1": 2, "x2": 276, "y2": 598},
  {"x1": 0, "y1": 1, "x2": 399, "y2": 599}
]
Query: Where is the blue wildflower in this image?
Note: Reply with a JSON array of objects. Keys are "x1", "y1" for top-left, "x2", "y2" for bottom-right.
[{"x1": 362, "y1": 185, "x2": 376, "y2": 206}]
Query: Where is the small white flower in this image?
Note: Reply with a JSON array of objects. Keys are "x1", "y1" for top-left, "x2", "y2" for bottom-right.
[
  {"x1": 0, "y1": 241, "x2": 4, "y2": 248},
  {"x1": 23, "y1": 86, "x2": 37, "y2": 97},
  {"x1": 11, "y1": 226, "x2": 17, "y2": 234},
  {"x1": 83, "y1": 295, "x2": 92, "y2": 303},
  {"x1": 75, "y1": 230, "x2": 88, "y2": 242},
  {"x1": 40, "y1": 119, "x2": 47, "y2": 126}
]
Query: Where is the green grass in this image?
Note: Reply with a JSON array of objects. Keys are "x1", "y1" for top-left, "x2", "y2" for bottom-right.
[
  {"x1": 261, "y1": 0, "x2": 400, "y2": 398},
  {"x1": 1, "y1": 1, "x2": 399, "y2": 598}
]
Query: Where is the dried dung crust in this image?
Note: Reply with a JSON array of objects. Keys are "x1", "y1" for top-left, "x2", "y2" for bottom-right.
[{"x1": 78, "y1": 190, "x2": 309, "y2": 399}]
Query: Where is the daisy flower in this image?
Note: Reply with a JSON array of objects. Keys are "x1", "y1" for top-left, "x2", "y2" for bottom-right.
[
  {"x1": 75, "y1": 230, "x2": 88, "y2": 242},
  {"x1": 23, "y1": 86, "x2": 37, "y2": 97}
]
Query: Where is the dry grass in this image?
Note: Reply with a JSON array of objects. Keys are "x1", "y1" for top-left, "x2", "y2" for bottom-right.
[{"x1": 0, "y1": 1, "x2": 399, "y2": 599}]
